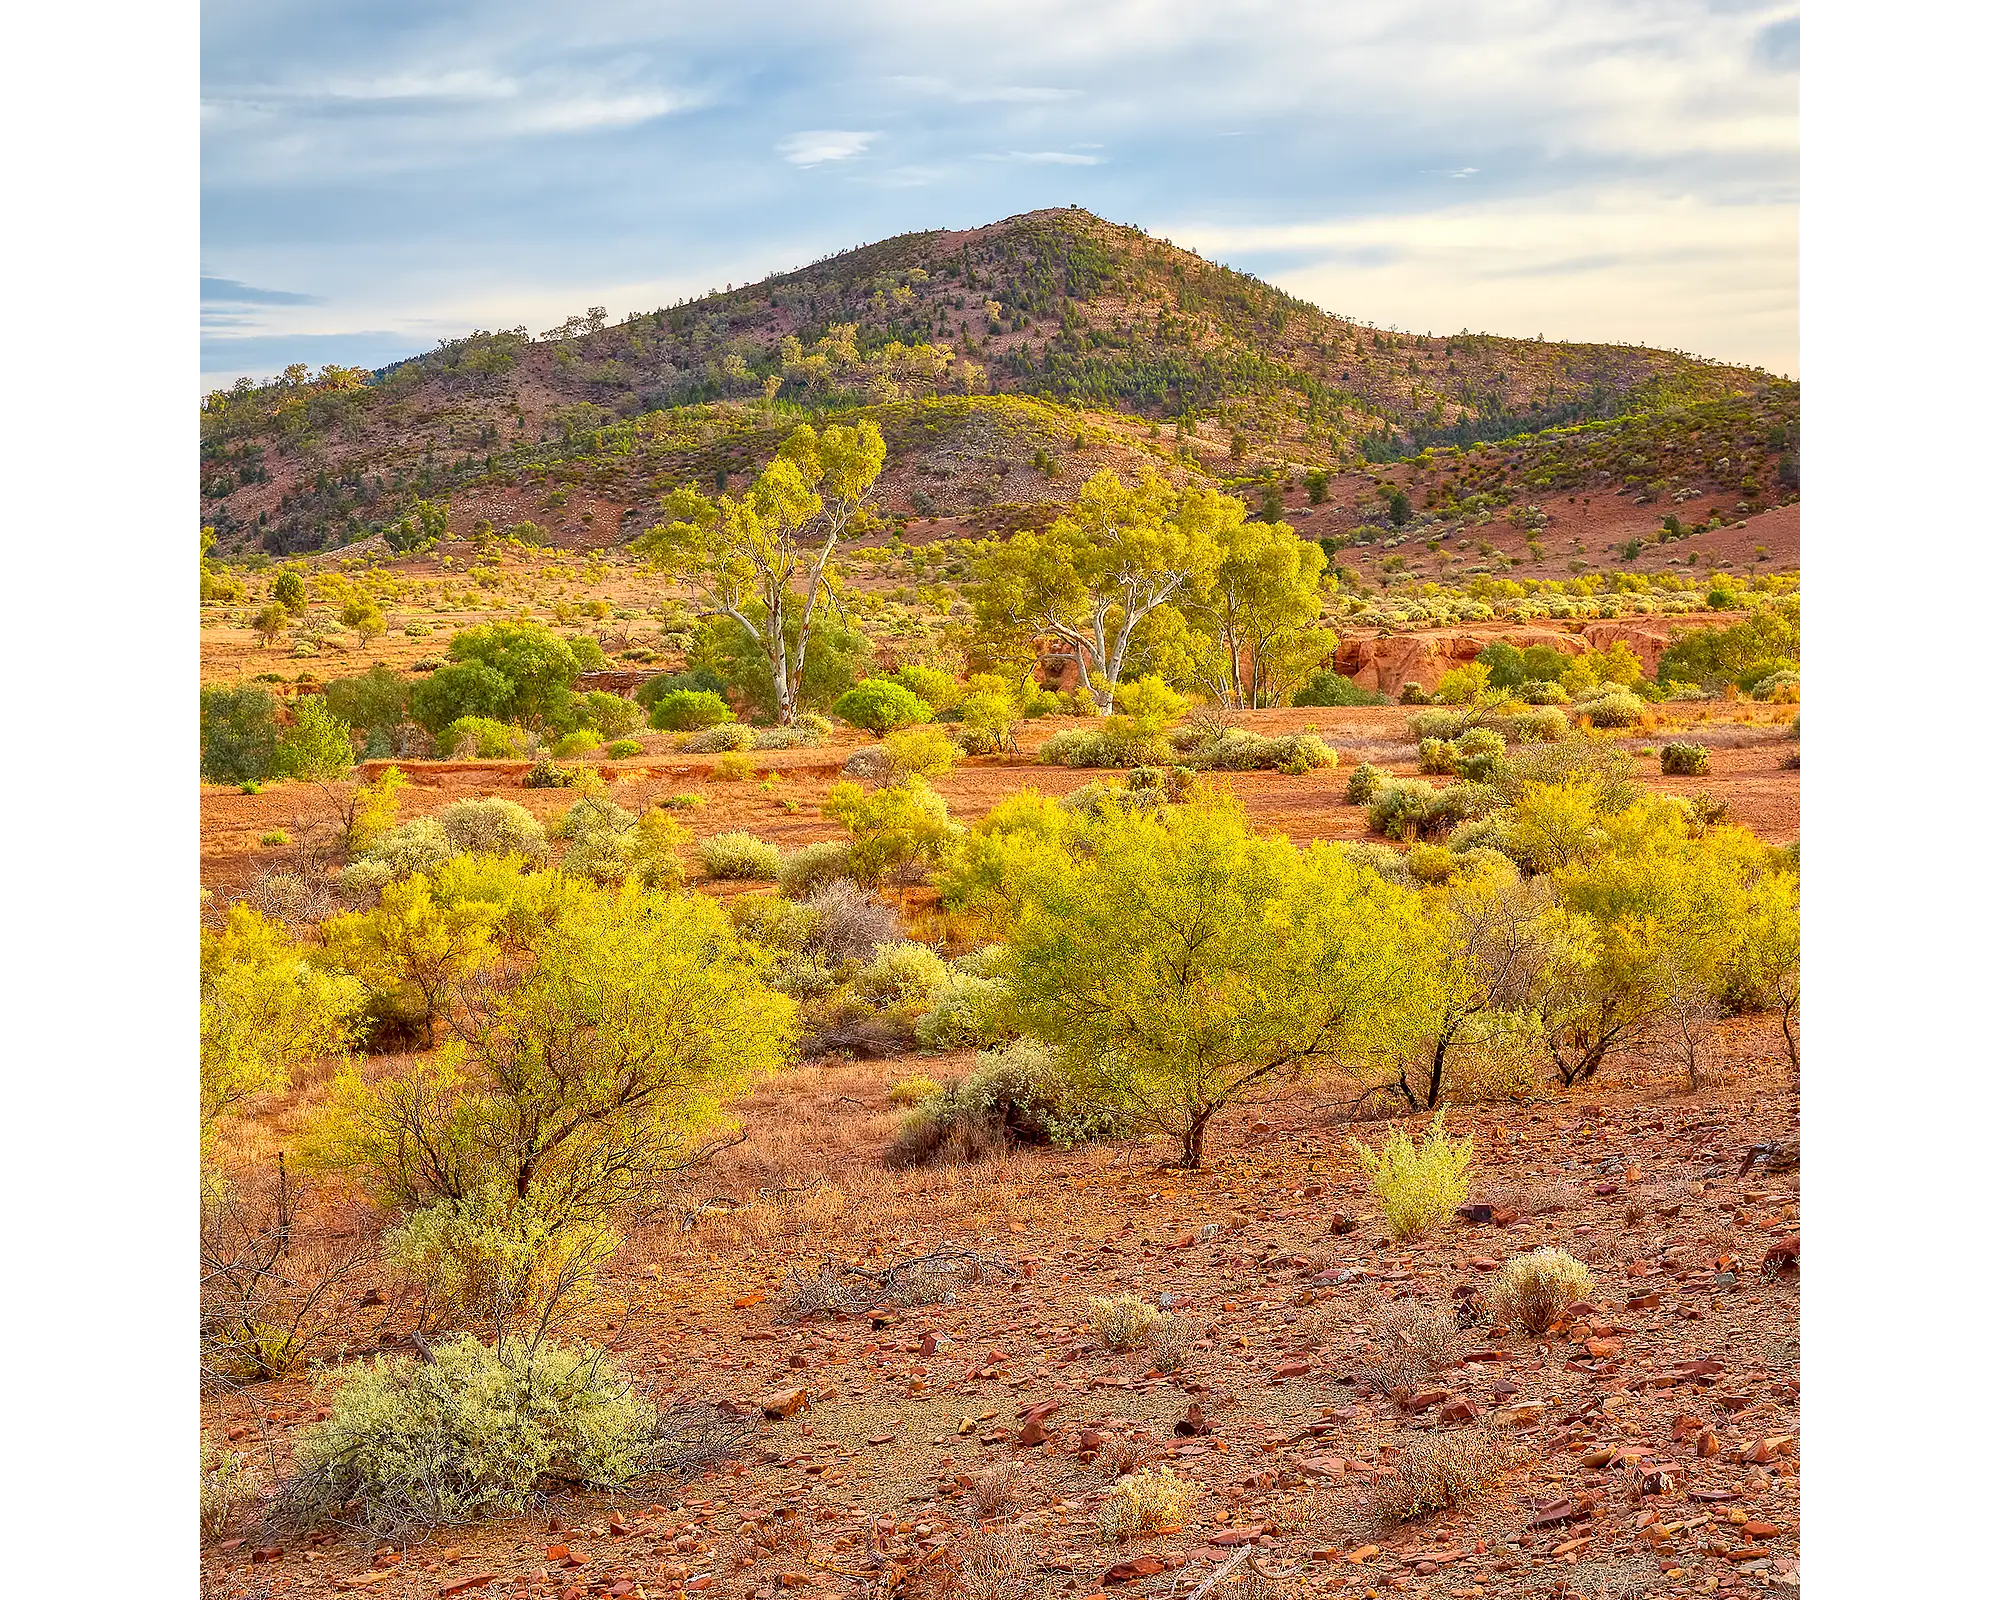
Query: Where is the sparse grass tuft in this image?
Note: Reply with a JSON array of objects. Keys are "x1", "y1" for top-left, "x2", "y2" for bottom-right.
[
  {"x1": 1099, "y1": 1466, "x2": 1195, "y2": 1540},
  {"x1": 1490, "y1": 1246, "x2": 1595, "y2": 1334},
  {"x1": 1089, "y1": 1292, "x2": 1163, "y2": 1351},
  {"x1": 1367, "y1": 1425, "x2": 1511, "y2": 1522}
]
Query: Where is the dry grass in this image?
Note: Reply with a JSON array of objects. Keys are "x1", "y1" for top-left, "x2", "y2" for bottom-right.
[
  {"x1": 941, "y1": 1525, "x2": 1045, "y2": 1600},
  {"x1": 1089, "y1": 1292, "x2": 1163, "y2": 1351},
  {"x1": 1490, "y1": 1247, "x2": 1595, "y2": 1335},
  {"x1": 1367, "y1": 1425, "x2": 1512, "y2": 1523},
  {"x1": 1362, "y1": 1301, "x2": 1463, "y2": 1394},
  {"x1": 1145, "y1": 1313, "x2": 1199, "y2": 1371},
  {"x1": 1099, "y1": 1467, "x2": 1196, "y2": 1541},
  {"x1": 969, "y1": 1461, "x2": 1029, "y2": 1520}
]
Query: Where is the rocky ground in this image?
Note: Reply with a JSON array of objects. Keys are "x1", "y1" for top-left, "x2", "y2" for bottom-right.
[{"x1": 200, "y1": 1023, "x2": 1800, "y2": 1600}]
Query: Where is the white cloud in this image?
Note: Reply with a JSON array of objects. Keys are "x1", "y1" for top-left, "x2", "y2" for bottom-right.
[
  {"x1": 1173, "y1": 188, "x2": 1798, "y2": 375},
  {"x1": 979, "y1": 150, "x2": 1104, "y2": 165},
  {"x1": 778, "y1": 129, "x2": 879, "y2": 167}
]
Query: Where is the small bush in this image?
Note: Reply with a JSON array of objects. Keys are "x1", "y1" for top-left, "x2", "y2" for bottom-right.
[
  {"x1": 1295, "y1": 670, "x2": 1387, "y2": 707},
  {"x1": 753, "y1": 713, "x2": 835, "y2": 750},
  {"x1": 551, "y1": 729, "x2": 600, "y2": 758},
  {"x1": 1178, "y1": 727, "x2": 1337, "y2": 774},
  {"x1": 1576, "y1": 687, "x2": 1645, "y2": 728},
  {"x1": 1345, "y1": 763, "x2": 1387, "y2": 804},
  {"x1": 1090, "y1": 1292, "x2": 1163, "y2": 1351},
  {"x1": 649, "y1": 689, "x2": 734, "y2": 731},
  {"x1": 834, "y1": 679, "x2": 932, "y2": 733},
  {"x1": 779, "y1": 840, "x2": 856, "y2": 900},
  {"x1": 603, "y1": 739, "x2": 643, "y2": 759},
  {"x1": 382, "y1": 1188, "x2": 617, "y2": 1326},
  {"x1": 1146, "y1": 1314, "x2": 1199, "y2": 1372},
  {"x1": 890, "y1": 664, "x2": 960, "y2": 712},
  {"x1": 884, "y1": 723, "x2": 958, "y2": 781},
  {"x1": 1659, "y1": 742, "x2": 1711, "y2": 776},
  {"x1": 1368, "y1": 1426, "x2": 1510, "y2": 1522},
  {"x1": 913, "y1": 970, "x2": 1009, "y2": 1051},
  {"x1": 1100, "y1": 1467, "x2": 1195, "y2": 1540},
  {"x1": 889, "y1": 1074, "x2": 943, "y2": 1106},
  {"x1": 681, "y1": 723, "x2": 755, "y2": 753},
  {"x1": 1490, "y1": 1246, "x2": 1594, "y2": 1335},
  {"x1": 201, "y1": 1432, "x2": 249, "y2": 1542},
  {"x1": 885, "y1": 1039, "x2": 1126, "y2": 1167},
  {"x1": 1488, "y1": 707, "x2": 1570, "y2": 744},
  {"x1": 522, "y1": 757, "x2": 580, "y2": 789},
  {"x1": 278, "y1": 1334, "x2": 657, "y2": 1532},
  {"x1": 699, "y1": 832, "x2": 783, "y2": 880},
  {"x1": 1452, "y1": 728, "x2": 1507, "y2": 783},
  {"x1": 1038, "y1": 727, "x2": 1119, "y2": 768},
  {"x1": 1367, "y1": 778, "x2": 1439, "y2": 840},
  {"x1": 855, "y1": 941, "x2": 952, "y2": 1010},
  {"x1": 201, "y1": 684, "x2": 280, "y2": 784},
  {"x1": 711, "y1": 752, "x2": 754, "y2": 781},
  {"x1": 443, "y1": 716, "x2": 530, "y2": 759},
  {"x1": 1407, "y1": 706, "x2": 1472, "y2": 742},
  {"x1": 1417, "y1": 737, "x2": 1458, "y2": 776},
  {"x1": 1399, "y1": 681, "x2": 1431, "y2": 705},
  {"x1": 803, "y1": 879, "x2": 901, "y2": 962},
  {"x1": 437, "y1": 798, "x2": 548, "y2": 860},
  {"x1": 1350, "y1": 1110, "x2": 1476, "y2": 1239},
  {"x1": 1750, "y1": 669, "x2": 1801, "y2": 703}
]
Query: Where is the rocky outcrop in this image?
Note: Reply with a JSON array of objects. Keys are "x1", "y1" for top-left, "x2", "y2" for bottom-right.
[{"x1": 1331, "y1": 620, "x2": 1685, "y2": 694}]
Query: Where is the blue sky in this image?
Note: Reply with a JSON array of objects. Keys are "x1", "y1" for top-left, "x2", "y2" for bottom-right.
[{"x1": 201, "y1": 0, "x2": 1798, "y2": 391}]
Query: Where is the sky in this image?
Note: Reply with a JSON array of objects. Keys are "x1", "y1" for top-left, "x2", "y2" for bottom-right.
[{"x1": 201, "y1": 0, "x2": 1799, "y2": 392}]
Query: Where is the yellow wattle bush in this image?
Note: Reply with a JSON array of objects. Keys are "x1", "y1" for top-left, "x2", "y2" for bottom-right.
[{"x1": 1350, "y1": 1110, "x2": 1477, "y2": 1239}]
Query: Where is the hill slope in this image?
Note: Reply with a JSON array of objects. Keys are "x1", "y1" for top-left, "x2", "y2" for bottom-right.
[{"x1": 199, "y1": 208, "x2": 1793, "y2": 557}]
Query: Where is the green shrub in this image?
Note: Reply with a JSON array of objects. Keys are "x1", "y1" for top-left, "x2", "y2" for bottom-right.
[
  {"x1": 442, "y1": 716, "x2": 530, "y2": 759},
  {"x1": 1660, "y1": 742, "x2": 1711, "y2": 776},
  {"x1": 823, "y1": 778, "x2": 958, "y2": 883},
  {"x1": 1367, "y1": 778, "x2": 1439, "y2": 840},
  {"x1": 890, "y1": 664, "x2": 960, "y2": 712},
  {"x1": 885, "y1": 1040, "x2": 1127, "y2": 1167},
  {"x1": 778, "y1": 840, "x2": 856, "y2": 899},
  {"x1": 753, "y1": 713, "x2": 835, "y2": 750},
  {"x1": 913, "y1": 969, "x2": 1010, "y2": 1051},
  {"x1": 1576, "y1": 686, "x2": 1645, "y2": 728},
  {"x1": 603, "y1": 739, "x2": 643, "y2": 759},
  {"x1": 1417, "y1": 737, "x2": 1458, "y2": 776},
  {"x1": 698, "y1": 832, "x2": 783, "y2": 880},
  {"x1": 834, "y1": 679, "x2": 933, "y2": 733},
  {"x1": 1400, "y1": 681, "x2": 1431, "y2": 705},
  {"x1": 680, "y1": 723, "x2": 755, "y2": 754},
  {"x1": 635, "y1": 667, "x2": 728, "y2": 709},
  {"x1": 278, "y1": 1334, "x2": 660, "y2": 1532},
  {"x1": 382, "y1": 1187, "x2": 618, "y2": 1325},
  {"x1": 1349, "y1": 1110, "x2": 1476, "y2": 1239},
  {"x1": 1408, "y1": 707, "x2": 1473, "y2": 742},
  {"x1": 711, "y1": 751, "x2": 753, "y2": 780},
  {"x1": 1037, "y1": 727, "x2": 1118, "y2": 768},
  {"x1": 1295, "y1": 670, "x2": 1388, "y2": 707},
  {"x1": 1345, "y1": 763, "x2": 1388, "y2": 804},
  {"x1": 550, "y1": 729, "x2": 600, "y2": 758},
  {"x1": 1452, "y1": 727, "x2": 1507, "y2": 783},
  {"x1": 1518, "y1": 679, "x2": 1569, "y2": 705},
  {"x1": 650, "y1": 690, "x2": 734, "y2": 732},
  {"x1": 1176, "y1": 727, "x2": 1337, "y2": 774},
  {"x1": 856, "y1": 941, "x2": 952, "y2": 1010},
  {"x1": 522, "y1": 757, "x2": 581, "y2": 788},
  {"x1": 272, "y1": 695, "x2": 355, "y2": 781},
  {"x1": 1749, "y1": 669, "x2": 1800, "y2": 703},
  {"x1": 201, "y1": 684, "x2": 280, "y2": 783}
]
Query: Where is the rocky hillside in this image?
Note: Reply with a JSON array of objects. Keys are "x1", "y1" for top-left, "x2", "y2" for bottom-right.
[{"x1": 199, "y1": 208, "x2": 1793, "y2": 557}]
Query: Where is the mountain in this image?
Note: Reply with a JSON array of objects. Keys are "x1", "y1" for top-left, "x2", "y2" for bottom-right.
[{"x1": 198, "y1": 207, "x2": 1794, "y2": 558}]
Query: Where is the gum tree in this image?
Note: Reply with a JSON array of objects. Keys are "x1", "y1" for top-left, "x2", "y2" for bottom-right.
[{"x1": 637, "y1": 420, "x2": 886, "y2": 724}]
